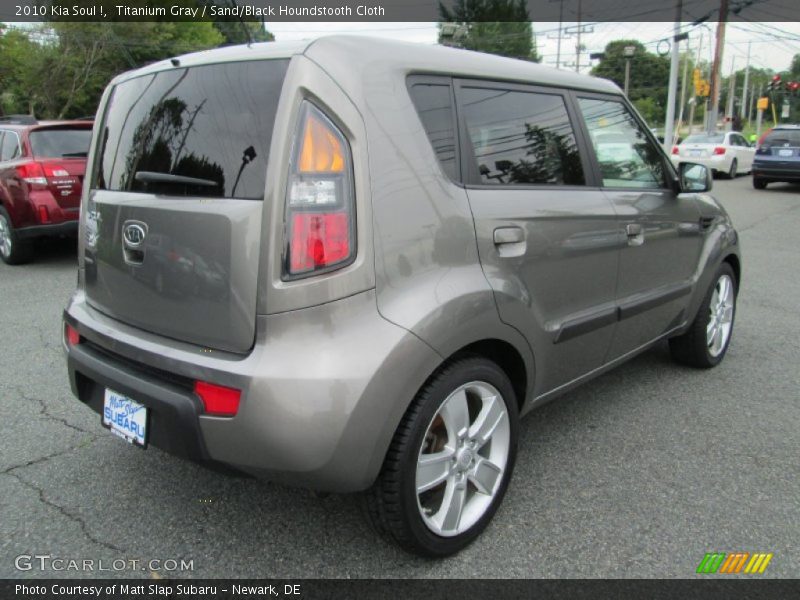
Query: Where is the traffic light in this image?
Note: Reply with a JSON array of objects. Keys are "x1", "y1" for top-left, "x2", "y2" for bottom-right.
[
  {"x1": 768, "y1": 74, "x2": 782, "y2": 92},
  {"x1": 789, "y1": 81, "x2": 800, "y2": 96}
]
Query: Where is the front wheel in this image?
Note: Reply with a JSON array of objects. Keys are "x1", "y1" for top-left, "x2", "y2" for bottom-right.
[
  {"x1": 365, "y1": 357, "x2": 519, "y2": 557},
  {"x1": 669, "y1": 263, "x2": 737, "y2": 368}
]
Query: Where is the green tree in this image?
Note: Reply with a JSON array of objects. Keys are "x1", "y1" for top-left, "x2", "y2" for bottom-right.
[
  {"x1": 438, "y1": 0, "x2": 539, "y2": 61},
  {"x1": 591, "y1": 40, "x2": 670, "y2": 125}
]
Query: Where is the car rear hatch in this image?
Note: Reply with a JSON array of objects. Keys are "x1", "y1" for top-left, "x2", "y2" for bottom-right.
[
  {"x1": 756, "y1": 130, "x2": 800, "y2": 162},
  {"x1": 83, "y1": 59, "x2": 289, "y2": 354},
  {"x1": 29, "y1": 124, "x2": 93, "y2": 213}
]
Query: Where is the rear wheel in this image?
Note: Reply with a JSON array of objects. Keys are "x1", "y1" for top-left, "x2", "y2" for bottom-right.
[
  {"x1": 727, "y1": 159, "x2": 738, "y2": 179},
  {"x1": 0, "y1": 207, "x2": 33, "y2": 265},
  {"x1": 365, "y1": 356, "x2": 519, "y2": 557},
  {"x1": 753, "y1": 177, "x2": 767, "y2": 190},
  {"x1": 669, "y1": 263, "x2": 737, "y2": 368}
]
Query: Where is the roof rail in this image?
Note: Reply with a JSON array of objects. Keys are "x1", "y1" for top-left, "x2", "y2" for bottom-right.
[{"x1": 0, "y1": 114, "x2": 38, "y2": 125}]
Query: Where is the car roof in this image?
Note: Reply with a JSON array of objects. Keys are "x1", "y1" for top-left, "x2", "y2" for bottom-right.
[
  {"x1": 112, "y1": 35, "x2": 621, "y2": 96},
  {"x1": 0, "y1": 119, "x2": 94, "y2": 131}
]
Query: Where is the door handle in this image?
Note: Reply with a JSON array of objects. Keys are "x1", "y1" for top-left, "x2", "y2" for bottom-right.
[
  {"x1": 493, "y1": 226, "x2": 524, "y2": 244},
  {"x1": 493, "y1": 226, "x2": 526, "y2": 257},
  {"x1": 625, "y1": 223, "x2": 644, "y2": 247}
]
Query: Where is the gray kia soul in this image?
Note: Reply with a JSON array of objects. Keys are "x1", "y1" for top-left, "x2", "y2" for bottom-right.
[{"x1": 63, "y1": 36, "x2": 741, "y2": 556}]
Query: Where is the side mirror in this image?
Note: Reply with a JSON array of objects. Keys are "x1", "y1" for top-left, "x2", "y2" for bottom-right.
[{"x1": 678, "y1": 162, "x2": 713, "y2": 193}]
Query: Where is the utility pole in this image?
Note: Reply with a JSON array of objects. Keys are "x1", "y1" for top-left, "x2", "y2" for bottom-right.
[
  {"x1": 740, "y1": 41, "x2": 751, "y2": 119},
  {"x1": 664, "y1": 0, "x2": 684, "y2": 149},
  {"x1": 675, "y1": 49, "x2": 691, "y2": 143},
  {"x1": 687, "y1": 32, "x2": 703, "y2": 134},
  {"x1": 575, "y1": 0, "x2": 582, "y2": 73},
  {"x1": 556, "y1": 0, "x2": 563, "y2": 69},
  {"x1": 623, "y1": 45, "x2": 636, "y2": 97},
  {"x1": 724, "y1": 56, "x2": 736, "y2": 131},
  {"x1": 707, "y1": 0, "x2": 729, "y2": 133}
]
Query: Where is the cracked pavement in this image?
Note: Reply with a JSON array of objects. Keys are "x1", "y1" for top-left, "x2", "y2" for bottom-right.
[{"x1": 1, "y1": 177, "x2": 798, "y2": 578}]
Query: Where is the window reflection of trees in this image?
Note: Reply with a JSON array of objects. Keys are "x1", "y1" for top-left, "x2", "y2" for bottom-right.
[
  {"x1": 465, "y1": 90, "x2": 584, "y2": 186},
  {"x1": 120, "y1": 95, "x2": 225, "y2": 196}
]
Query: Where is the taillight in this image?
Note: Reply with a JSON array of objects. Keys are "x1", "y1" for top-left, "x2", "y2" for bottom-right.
[
  {"x1": 713, "y1": 146, "x2": 726, "y2": 155},
  {"x1": 671, "y1": 146, "x2": 679, "y2": 155},
  {"x1": 65, "y1": 323, "x2": 81, "y2": 346},
  {"x1": 16, "y1": 162, "x2": 47, "y2": 186},
  {"x1": 284, "y1": 102, "x2": 355, "y2": 278},
  {"x1": 194, "y1": 381, "x2": 241, "y2": 417}
]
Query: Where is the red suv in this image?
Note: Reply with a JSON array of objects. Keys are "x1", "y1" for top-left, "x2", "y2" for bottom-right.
[{"x1": 0, "y1": 116, "x2": 93, "y2": 264}]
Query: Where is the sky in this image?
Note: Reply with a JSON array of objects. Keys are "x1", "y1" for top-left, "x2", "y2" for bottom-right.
[{"x1": 265, "y1": 21, "x2": 800, "y2": 75}]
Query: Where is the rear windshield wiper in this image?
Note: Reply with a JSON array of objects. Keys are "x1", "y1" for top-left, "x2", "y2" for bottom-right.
[
  {"x1": 61, "y1": 152, "x2": 88, "y2": 157},
  {"x1": 134, "y1": 171, "x2": 218, "y2": 187}
]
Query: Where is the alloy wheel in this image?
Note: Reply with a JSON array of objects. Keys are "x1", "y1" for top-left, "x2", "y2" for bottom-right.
[
  {"x1": 415, "y1": 381, "x2": 510, "y2": 537},
  {"x1": 707, "y1": 273, "x2": 735, "y2": 357},
  {"x1": 0, "y1": 214, "x2": 12, "y2": 259}
]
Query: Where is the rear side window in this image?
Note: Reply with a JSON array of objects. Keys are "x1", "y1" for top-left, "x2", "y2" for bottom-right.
[
  {"x1": 409, "y1": 83, "x2": 458, "y2": 180},
  {"x1": 94, "y1": 60, "x2": 288, "y2": 199},
  {"x1": 30, "y1": 128, "x2": 92, "y2": 158},
  {"x1": 460, "y1": 87, "x2": 585, "y2": 186}
]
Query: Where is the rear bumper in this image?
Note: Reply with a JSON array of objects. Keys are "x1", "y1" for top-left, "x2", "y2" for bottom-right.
[
  {"x1": 752, "y1": 164, "x2": 800, "y2": 181},
  {"x1": 64, "y1": 288, "x2": 440, "y2": 492},
  {"x1": 671, "y1": 154, "x2": 730, "y2": 173},
  {"x1": 17, "y1": 220, "x2": 78, "y2": 240}
]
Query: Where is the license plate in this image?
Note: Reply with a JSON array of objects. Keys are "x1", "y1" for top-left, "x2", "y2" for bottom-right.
[
  {"x1": 778, "y1": 149, "x2": 794, "y2": 157},
  {"x1": 102, "y1": 389, "x2": 147, "y2": 447},
  {"x1": 689, "y1": 149, "x2": 703, "y2": 157}
]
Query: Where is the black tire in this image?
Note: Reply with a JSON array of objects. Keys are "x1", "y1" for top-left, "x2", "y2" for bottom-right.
[
  {"x1": 364, "y1": 356, "x2": 519, "y2": 557},
  {"x1": 727, "y1": 159, "x2": 738, "y2": 179},
  {"x1": 753, "y1": 177, "x2": 767, "y2": 190},
  {"x1": 0, "y1": 206, "x2": 33, "y2": 265},
  {"x1": 669, "y1": 263, "x2": 737, "y2": 368}
]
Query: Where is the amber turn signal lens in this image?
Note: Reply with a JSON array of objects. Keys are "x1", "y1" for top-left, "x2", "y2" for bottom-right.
[{"x1": 297, "y1": 113, "x2": 345, "y2": 173}]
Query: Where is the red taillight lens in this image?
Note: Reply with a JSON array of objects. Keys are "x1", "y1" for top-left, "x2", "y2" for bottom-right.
[
  {"x1": 290, "y1": 212, "x2": 350, "y2": 273},
  {"x1": 194, "y1": 381, "x2": 241, "y2": 417},
  {"x1": 671, "y1": 146, "x2": 679, "y2": 155},
  {"x1": 16, "y1": 161, "x2": 47, "y2": 186},
  {"x1": 38, "y1": 205, "x2": 50, "y2": 224},
  {"x1": 713, "y1": 146, "x2": 726, "y2": 155},
  {"x1": 65, "y1": 323, "x2": 81, "y2": 346},
  {"x1": 285, "y1": 102, "x2": 355, "y2": 277}
]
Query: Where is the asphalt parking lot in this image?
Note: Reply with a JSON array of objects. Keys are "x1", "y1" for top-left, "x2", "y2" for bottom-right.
[{"x1": 1, "y1": 176, "x2": 798, "y2": 579}]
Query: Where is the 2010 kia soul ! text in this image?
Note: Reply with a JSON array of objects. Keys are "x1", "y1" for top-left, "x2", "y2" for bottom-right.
[{"x1": 63, "y1": 36, "x2": 741, "y2": 557}]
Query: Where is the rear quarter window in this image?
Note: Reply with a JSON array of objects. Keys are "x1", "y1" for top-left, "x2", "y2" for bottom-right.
[
  {"x1": 94, "y1": 59, "x2": 288, "y2": 200},
  {"x1": 408, "y1": 82, "x2": 458, "y2": 180}
]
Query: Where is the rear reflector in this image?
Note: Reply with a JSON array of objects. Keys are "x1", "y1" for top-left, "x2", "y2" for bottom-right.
[
  {"x1": 38, "y1": 205, "x2": 50, "y2": 224},
  {"x1": 194, "y1": 381, "x2": 241, "y2": 417},
  {"x1": 65, "y1": 323, "x2": 81, "y2": 346}
]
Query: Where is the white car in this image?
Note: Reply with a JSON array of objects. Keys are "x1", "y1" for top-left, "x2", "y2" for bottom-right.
[{"x1": 671, "y1": 131, "x2": 755, "y2": 178}]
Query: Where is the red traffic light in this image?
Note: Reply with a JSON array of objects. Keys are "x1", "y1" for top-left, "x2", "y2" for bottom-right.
[{"x1": 773, "y1": 74, "x2": 782, "y2": 82}]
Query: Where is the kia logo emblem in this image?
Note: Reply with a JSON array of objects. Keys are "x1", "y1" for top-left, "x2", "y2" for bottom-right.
[{"x1": 122, "y1": 221, "x2": 148, "y2": 248}]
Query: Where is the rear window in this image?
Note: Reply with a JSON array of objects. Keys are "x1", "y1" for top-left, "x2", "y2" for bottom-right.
[
  {"x1": 684, "y1": 134, "x2": 724, "y2": 144},
  {"x1": 29, "y1": 128, "x2": 92, "y2": 158},
  {"x1": 764, "y1": 129, "x2": 800, "y2": 146},
  {"x1": 94, "y1": 60, "x2": 288, "y2": 200}
]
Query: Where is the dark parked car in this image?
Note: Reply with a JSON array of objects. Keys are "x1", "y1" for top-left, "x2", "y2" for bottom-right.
[
  {"x1": 0, "y1": 115, "x2": 93, "y2": 264},
  {"x1": 752, "y1": 124, "x2": 800, "y2": 189}
]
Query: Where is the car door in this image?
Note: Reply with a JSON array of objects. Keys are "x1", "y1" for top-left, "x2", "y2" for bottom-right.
[
  {"x1": 574, "y1": 94, "x2": 704, "y2": 360},
  {"x1": 456, "y1": 80, "x2": 620, "y2": 395},
  {"x1": 736, "y1": 133, "x2": 756, "y2": 171}
]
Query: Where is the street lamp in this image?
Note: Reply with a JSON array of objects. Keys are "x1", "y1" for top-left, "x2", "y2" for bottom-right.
[{"x1": 623, "y1": 45, "x2": 636, "y2": 97}]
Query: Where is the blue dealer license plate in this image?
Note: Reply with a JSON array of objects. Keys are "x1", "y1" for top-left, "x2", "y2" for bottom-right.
[{"x1": 102, "y1": 389, "x2": 147, "y2": 447}]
